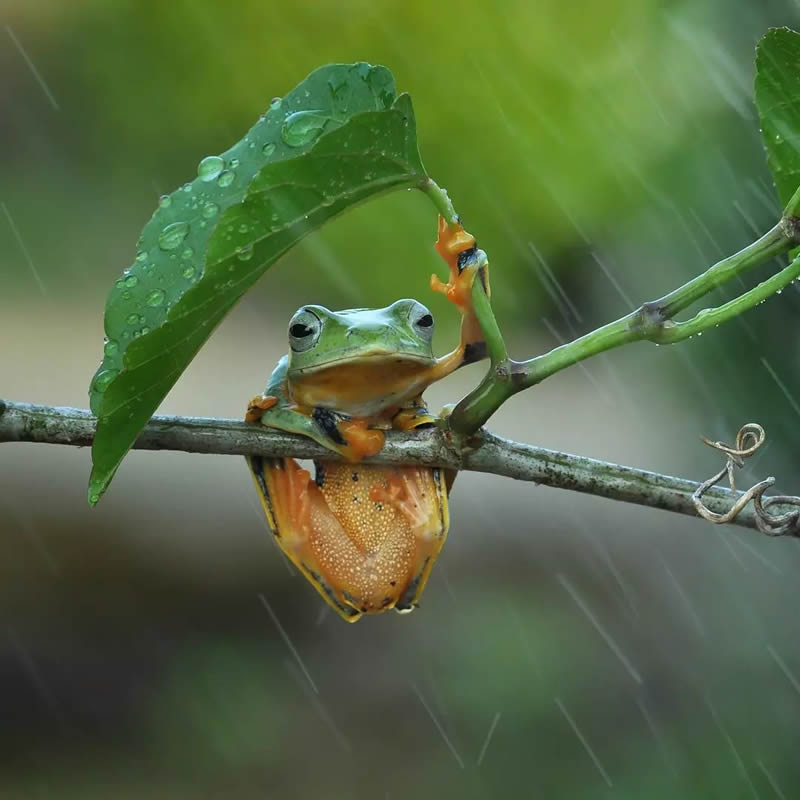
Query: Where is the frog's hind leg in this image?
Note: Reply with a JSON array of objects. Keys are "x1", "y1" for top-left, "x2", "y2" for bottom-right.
[{"x1": 247, "y1": 455, "x2": 362, "y2": 622}]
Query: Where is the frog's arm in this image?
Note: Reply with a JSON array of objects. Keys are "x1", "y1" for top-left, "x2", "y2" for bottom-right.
[
  {"x1": 428, "y1": 216, "x2": 491, "y2": 379},
  {"x1": 246, "y1": 356, "x2": 384, "y2": 460}
]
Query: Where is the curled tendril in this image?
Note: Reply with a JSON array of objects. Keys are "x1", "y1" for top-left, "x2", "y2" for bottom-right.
[{"x1": 693, "y1": 423, "x2": 800, "y2": 536}]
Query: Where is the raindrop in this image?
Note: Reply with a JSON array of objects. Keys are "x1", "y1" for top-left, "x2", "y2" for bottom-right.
[
  {"x1": 103, "y1": 339, "x2": 119, "y2": 357},
  {"x1": 269, "y1": 97, "x2": 282, "y2": 111},
  {"x1": 238, "y1": 222, "x2": 250, "y2": 234},
  {"x1": 182, "y1": 264, "x2": 196, "y2": 280},
  {"x1": 93, "y1": 369, "x2": 118, "y2": 393},
  {"x1": 123, "y1": 274, "x2": 138, "y2": 288},
  {"x1": 181, "y1": 246, "x2": 193, "y2": 260},
  {"x1": 182, "y1": 183, "x2": 193, "y2": 192},
  {"x1": 202, "y1": 201, "x2": 219, "y2": 218},
  {"x1": 158, "y1": 221, "x2": 189, "y2": 250},
  {"x1": 281, "y1": 110, "x2": 328, "y2": 147},
  {"x1": 126, "y1": 312, "x2": 139, "y2": 325},
  {"x1": 135, "y1": 251, "x2": 147, "y2": 263},
  {"x1": 122, "y1": 290, "x2": 131, "y2": 299},
  {"x1": 236, "y1": 244, "x2": 254, "y2": 261},
  {"x1": 197, "y1": 155, "x2": 224, "y2": 182},
  {"x1": 141, "y1": 326, "x2": 150, "y2": 334},
  {"x1": 159, "y1": 195, "x2": 171, "y2": 208},
  {"x1": 230, "y1": 158, "x2": 240, "y2": 168},
  {"x1": 262, "y1": 142, "x2": 276, "y2": 157},
  {"x1": 146, "y1": 288, "x2": 166, "y2": 307},
  {"x1": 217, "y1": 170, "x2": 235, "y2": 188}
]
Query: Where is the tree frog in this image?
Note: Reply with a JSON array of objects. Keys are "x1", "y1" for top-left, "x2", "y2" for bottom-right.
[{"x1": 246, "y1": 218, "x2": 489, "y2": 622}]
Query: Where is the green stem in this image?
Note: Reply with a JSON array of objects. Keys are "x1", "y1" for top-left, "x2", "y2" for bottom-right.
[
  {"x1": 419, "y1": 178, "x2": 459, "y2": 225},
  {"x1": 656, "y1": 253, "x2": 800, "y2": 343},
  {"x1": 653, "y1": 221, "x2": 790, "y2": 318},
  {"x1": 471, "y1": 271, "x2": 507, "y2": 364}
]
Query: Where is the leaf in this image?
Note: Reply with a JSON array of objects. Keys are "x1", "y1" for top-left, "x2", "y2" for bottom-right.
[
  {"x1": 755, "y1": 27, "x2": 800, "y2": 215},
  {"x1": 88, "y1": 62, "x2": 426, "y2": 504}
]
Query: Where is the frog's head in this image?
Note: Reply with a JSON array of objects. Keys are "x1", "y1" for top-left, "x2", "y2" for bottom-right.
[{"x1": 286, "y1": 299, "x2": 436, "y2": 376}]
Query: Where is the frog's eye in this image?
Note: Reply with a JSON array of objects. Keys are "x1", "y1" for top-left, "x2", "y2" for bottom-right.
[
  {"x1": 288, "y1": 308, "x2": 322, "y2": 352},
  {"x1": 409, "y1": 301, "x2": 434, "y2": 340}
]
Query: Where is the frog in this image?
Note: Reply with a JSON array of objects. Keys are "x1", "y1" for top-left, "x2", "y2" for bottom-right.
[{"x1": 245, "y1": 217, "x2": 489, "y2": 622}]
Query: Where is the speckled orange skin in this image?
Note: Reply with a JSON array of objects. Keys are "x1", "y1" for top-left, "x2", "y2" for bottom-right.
[
  {"x1": 249, "y1": 456, "x2": 449, "y2": 620},
  {"x1": 246, "y1": 218, "x2": 487, "y2": 621}
]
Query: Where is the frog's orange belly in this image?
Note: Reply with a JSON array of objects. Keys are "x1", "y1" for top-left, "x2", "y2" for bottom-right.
[
  {"x1": 310, "y1": 462, "x2": 448, "y2": 615},
  {"x1": 261, "y1": 457, "x2": 450, "y2": 620}
]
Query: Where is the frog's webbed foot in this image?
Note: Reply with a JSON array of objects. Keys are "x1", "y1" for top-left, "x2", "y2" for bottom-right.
[
  {"x1": 369, "y1": 473, "x2": 432, "y2": 532},
  {"x1": 391, "y1": 397, "x2": 437, "y2": 432},
  {"x1": 430, "y1": 215, "x2": 490, "y2": 371},
  {"x1": 245, "y1": 394, "x2": 278, "y2": 423}
]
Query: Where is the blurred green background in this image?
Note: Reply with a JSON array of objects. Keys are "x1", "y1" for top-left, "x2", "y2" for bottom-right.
[{"x1": 2, "y1": 0, "x2": 800, "y2": 797}]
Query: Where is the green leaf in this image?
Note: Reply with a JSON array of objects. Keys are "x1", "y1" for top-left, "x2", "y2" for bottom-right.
[
  {"x1": 88, "y1": 62, "x2": 426, "y2": 505},
  {"x1": 755, "y1": 27, "x2": 800, "y2": 215}
]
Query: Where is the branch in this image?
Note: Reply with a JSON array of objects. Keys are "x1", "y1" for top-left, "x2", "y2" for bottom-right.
[{"x1": 2, "y1": 398, "x2": 797, "y2": 537}]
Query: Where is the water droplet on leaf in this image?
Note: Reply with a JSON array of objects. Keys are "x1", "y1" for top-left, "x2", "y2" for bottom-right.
[
  {"x1": 281, "y1": 110, "x2": 328, "y2": 147},
  {"x1": 182, "y1": 264, "x2": 196, "y2": 280},
  {"x1": 202, "y1": 201, "x2": 219, "y2": 218},
  {"x1": 104, "y1": 339, "x2": 119, "y2": 356},
  {"x1": 124, "y1": 274, "x2": 138, "y2": 288},
  {"x1": 262, "y1": 142, "x2": 276, "y2": 157},
  {"x1": 126, "y1": 313, "x2": 139, "y2": 325},
  {"x1": 93, "y1": 368, "x2": 118, "y2": 393},
  {"x1": 146, "y1": 288, "x2": 166, "y2": 307},
  {"x1": 158, "y1": 221, "x2": 189, "y2": 250},
  {"x1": 197, "y1": 155, "x2": 224, "y2": 182},
  {"x1": 236, "y1": 244, "x2": 254, "y2": 261},
  {"x1": 159, "y1": 195, "x2": 171, "y2": 208},
  {"x1": 217, "y1": 170, "x2": 235, "y2": 188}
]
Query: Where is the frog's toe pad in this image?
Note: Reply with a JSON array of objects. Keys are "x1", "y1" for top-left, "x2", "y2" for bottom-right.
[{"x1": 245, "y1": 394, "x2": 278, "y2": 423}]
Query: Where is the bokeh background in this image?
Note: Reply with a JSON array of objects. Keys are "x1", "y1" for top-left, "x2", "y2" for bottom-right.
[{"x1": 2, "y1": 0, "x2": 800, "y2": 797}]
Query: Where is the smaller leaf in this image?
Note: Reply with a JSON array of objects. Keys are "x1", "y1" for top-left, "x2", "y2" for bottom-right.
[{"x1": 755, "y1": 27, "x2": 800, "y2": 215}]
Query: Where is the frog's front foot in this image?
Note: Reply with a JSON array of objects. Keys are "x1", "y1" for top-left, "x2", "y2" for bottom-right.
[
  {"x1": 336, "y1": 417, "x2": 385, "y2": 461},
  {"x1": 245, "y1": 394, "x2": 278, "y2": 423},
  {"x1": 369, "y1": 473, "x2": 432, "y2": 534},
  {"x1": 430, "y1": 215, "x2": 489, "y2": 312}
]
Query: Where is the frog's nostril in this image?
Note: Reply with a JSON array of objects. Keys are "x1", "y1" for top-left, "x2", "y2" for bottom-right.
[{"x1": 347, "y1": 324, "x2": 385, "y2": 337}]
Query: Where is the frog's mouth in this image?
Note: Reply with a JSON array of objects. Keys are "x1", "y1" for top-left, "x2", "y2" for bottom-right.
[{"x1": 291, "y1": 350, "x2": 435, "y2": 375}]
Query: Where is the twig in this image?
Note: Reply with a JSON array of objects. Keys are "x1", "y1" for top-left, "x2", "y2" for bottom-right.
[
  {"x1": 694, "y1": 423, "x2": 800, "y2": 535},
  {"x1": 2, "y1": 398, "x2": 798, "y2": 537}
]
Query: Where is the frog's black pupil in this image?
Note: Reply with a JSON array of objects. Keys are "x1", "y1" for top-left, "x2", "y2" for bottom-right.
[
  {"x1": 416, "y1": 314, "x2": 433, "y2": 328},
  {"x1": 290, "y1": 322, "x2": 313, "y2": 338}
]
